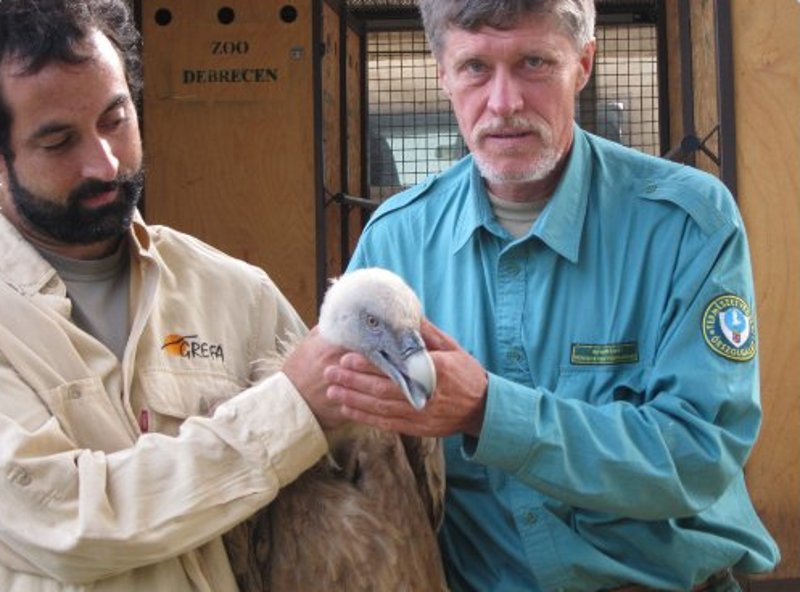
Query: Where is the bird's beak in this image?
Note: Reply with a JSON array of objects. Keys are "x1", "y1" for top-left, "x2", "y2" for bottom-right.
[{"x1": 368, "y1": 329, "x2": 436, "y2": 410}]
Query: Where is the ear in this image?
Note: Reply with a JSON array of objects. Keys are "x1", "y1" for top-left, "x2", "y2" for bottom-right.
[
  {"x1": 575, "y1": 38, "x2": 597, "y2": 93},
  {"x1": 438, "y1": 63, "x2": 452, "y2": 99}
]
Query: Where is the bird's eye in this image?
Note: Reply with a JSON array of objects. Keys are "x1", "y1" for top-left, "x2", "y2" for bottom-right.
[{"x1": 365, "y1": 314, "x2": 380, "y2": 329}]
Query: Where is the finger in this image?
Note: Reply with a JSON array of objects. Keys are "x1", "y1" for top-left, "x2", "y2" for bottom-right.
[
  {"x1": 325, "y1": 362, "x2": 404, "y2": 400},
  {"x1": 339, "y1": 405, "x2": 433, "y2": 436},
  {"x1": 421, "y1": 318, "x2": 460, "y2": 351},
  {"x1": 338, "y1": 352, "x2": 384, "y2": 375},
  {"x1": 327, "y1": 383, "x2": 413, "y2": 418}
]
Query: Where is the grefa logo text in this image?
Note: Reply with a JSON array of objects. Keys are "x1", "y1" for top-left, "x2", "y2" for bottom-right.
[{"x1": 162, "y1": 334, "x2": 224, "y2": 361}]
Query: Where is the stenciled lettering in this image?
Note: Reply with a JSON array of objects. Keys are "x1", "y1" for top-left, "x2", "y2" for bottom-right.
[
  {"x1": 182, "y1": 68, "x2": 279, "y2": 85},
  {"x1": 211, "y1": 40, "x2": 250, "y2": 55}
]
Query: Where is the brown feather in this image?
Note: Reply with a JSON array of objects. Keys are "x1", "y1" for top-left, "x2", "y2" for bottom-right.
[{"x1": 222, "y1": 347, "x2": 447, "y2": 591}]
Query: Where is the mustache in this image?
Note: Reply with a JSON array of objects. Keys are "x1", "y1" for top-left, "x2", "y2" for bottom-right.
[
  {"x1": 472, "y1": 116, "x2": 550, "y2": 142},
  {"x1": 68, "y1": 170, "x2": 143, "y2": 205}
]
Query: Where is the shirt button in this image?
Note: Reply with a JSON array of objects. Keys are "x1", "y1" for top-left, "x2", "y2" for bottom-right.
[
  {"x1": 506, "y1": 349, "x2": 523, "y2": 363},
  {"x1": 67, "y1": 386, "x2": 82, "y2": 400},
  {"x1": 524, "y1": 510, "x2": 537, "y2": 525}
]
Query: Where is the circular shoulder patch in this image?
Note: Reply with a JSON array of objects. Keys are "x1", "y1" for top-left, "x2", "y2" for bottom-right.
[{"x1": 702, "y1": 294, "x2": 756, "y2": 362}]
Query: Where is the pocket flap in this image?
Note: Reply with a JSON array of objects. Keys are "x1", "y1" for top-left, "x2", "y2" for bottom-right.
[{"x1": 139, "y1": 368, "x2": 246, "y2": 419}]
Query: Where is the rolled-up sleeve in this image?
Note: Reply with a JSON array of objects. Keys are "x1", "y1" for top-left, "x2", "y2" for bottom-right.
[{"x1": 0, "y1": 369, "x2": 326, "y2": 584}]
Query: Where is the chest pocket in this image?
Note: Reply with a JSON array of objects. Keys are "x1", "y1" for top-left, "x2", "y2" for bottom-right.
[
  {"x1": 137, "y1": 368, "x2": 247, "y2": 436},
  {"x1": 555, "y1": 363, "x2": 651, "y2": 407}
]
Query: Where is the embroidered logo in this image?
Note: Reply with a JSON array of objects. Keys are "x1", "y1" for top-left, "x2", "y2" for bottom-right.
[
  {"x1": 162, "y1": 334, "x2": 224, "y2": 361},
  {"x1": 702, "y1": 295, "x2": 756, "y2": 362}
]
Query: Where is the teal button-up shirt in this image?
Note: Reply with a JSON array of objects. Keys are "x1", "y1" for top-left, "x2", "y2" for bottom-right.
[{"x1": 347, "y1": 126, "x2": 779, "y2": 591}]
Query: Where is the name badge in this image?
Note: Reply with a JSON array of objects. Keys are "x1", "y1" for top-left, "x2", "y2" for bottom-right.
[{"x1": 571, "y1": 342, "x2": 639, "y2": 365}]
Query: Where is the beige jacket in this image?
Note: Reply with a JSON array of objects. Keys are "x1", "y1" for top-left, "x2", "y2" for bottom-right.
[{"x1": 0, "y1": 211, "x2": 328, "y2": 591}]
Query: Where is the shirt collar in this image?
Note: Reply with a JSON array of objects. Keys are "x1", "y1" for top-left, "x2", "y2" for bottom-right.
[
  {"x1": 452, "y1": 163, "x2": 493, "y2": 253},
  {"x1": 452, "y1": 123, "x2": 592, "y2": 263},
  {"x1": 130, "y1": 209, "x2": 152, "y2": 256},
  {"x1": 0, "y1": 210, "x2": 57, "y2": 294},
  {"x1": 531, "y1": 124, "x2": 591, "y2": 263},
  {"x1": 0, "y1": 208, "x2": 152, "y2": 294}
]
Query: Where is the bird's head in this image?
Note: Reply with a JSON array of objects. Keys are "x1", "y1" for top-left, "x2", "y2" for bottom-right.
[{"x1": 318, "y1": 268, "x2": 436, "y2": 410}]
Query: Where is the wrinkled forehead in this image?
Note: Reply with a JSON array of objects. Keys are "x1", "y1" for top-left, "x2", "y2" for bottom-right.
[
  {"x1": 443, "y1": 12, "x2": 580, "y2": 51},
  {"x1": 434, "y1": 7, "x2": 590, "y2": 63},
  {"x1": 0, "y1": 30, "x2": 131, "y2": 141},
  {"x1": 439, "y1": 16, "x2": 583, "y2": 67}
]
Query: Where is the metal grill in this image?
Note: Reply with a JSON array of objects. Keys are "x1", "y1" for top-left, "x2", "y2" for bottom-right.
[
  {"x1": 355, "y1": 1, "x2": 663, "y2": 200},
  {"x1": 366, "y1": 30, "x2": 464, "y2": 199},
  {"x1": 582, "y1": 23, "x2": 660, "y2": 155}
]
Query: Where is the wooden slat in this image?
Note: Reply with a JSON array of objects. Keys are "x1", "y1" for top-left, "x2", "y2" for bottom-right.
[
  {"x1": 664, "y1": 0, "x2": 683, "y2": 148},
  {"x1": 345, "y1": 19, "x2": 365, "y2": 257},
  {"x1": 689, "y1": 0, "x2": 719, "y2": 174},
  {"x1": 732, "y1": 0, "x2": 800, "y2": 581},
  {"x1": 321, "y1": 2, "x2": 343, "y2": 286},
  {"x1": 141, "y1": 0, "x2": 319, "y2": 323}
]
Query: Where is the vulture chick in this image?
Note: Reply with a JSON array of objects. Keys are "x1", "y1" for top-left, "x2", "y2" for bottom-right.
[
  {"x1": 224, "y1": 268, "x2": 447, "y2": 592},
  {"x1": 318, "y1": 266, "x2": 436, "y2": 411}
]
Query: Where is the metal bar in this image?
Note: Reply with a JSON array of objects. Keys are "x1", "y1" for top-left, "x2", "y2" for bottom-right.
[
  {"x1": 313, "y1": 0, "x2": 327, "y2": 312},
  {"x1": 333, "y1": 192, "x2": 380, "y2": 212},
  {"x1": 338, "y1": 3, "x2": 351, "y2": 272},
  {"x1": 358, "y1": 25, "x2": 371, "y2": 232},
  {"x1": 714, "y1": 0, "x2": 738, "y2": 197},
  {"x1": 677, "y1": 0, "x2": 695, "y2": 166},
  {"x1": 697, "y1": 124, "x2": 722, "y2": 166},
  {"x1": 655, "y1": 0, "x2": 671, "y2": 155},
  {"x1": 357, "y1": 29, "x2": 368, "y2": 199},
  {"x1": 663, "y1": 134, "x2": 700, "y2": 162}
]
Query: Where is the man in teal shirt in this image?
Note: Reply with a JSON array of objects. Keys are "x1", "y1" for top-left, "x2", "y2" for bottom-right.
[{"x1": 324, "y1": 0, "x2": 779, "y2": 590}]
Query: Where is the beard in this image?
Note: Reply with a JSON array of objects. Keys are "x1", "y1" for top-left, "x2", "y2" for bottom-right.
[
  {"x1": 6, "y1": 163, "x2": 143, "y2": 245},
  {"x1": 470, "y1": 115, "x2": 563, "y2": 185}
]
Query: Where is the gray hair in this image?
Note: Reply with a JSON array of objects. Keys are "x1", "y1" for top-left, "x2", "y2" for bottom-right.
[{"x1": 417, "y1": 0, "x2": 596, "y2": 58}]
